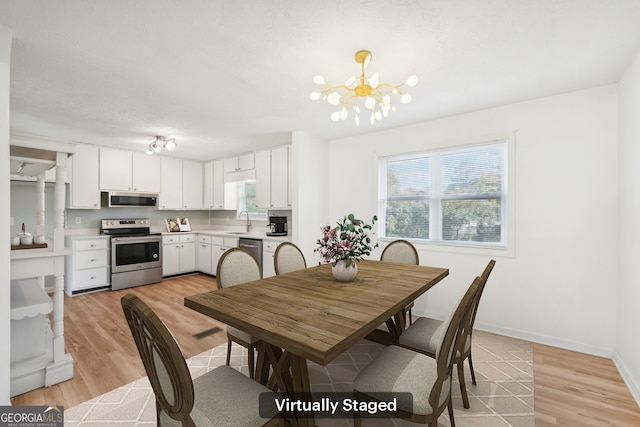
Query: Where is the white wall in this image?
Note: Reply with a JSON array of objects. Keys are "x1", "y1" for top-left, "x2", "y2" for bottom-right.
[
  {"x1": 0, "y1": 24, "x2": 12, "y2": 405},
  {"x1": 616, "y1": 50, "x2": 640, "y2": 403},
  {"x1": 320, "y1": 86, "x2": 619, "y2": 356},
  {"x1": 291, "y1": 131, "x2": 329, "y2": 264}
]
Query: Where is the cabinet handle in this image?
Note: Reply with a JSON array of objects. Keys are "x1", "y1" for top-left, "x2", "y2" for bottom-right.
[
  {"x1": 90, "y1": 259, "x2": 96, "y2": 262},
  {"x1": 90, "y1": 276, "x2": 96, "y2": 280},
  {"x1": 90, "y1": 244, "x2": 95, "y2": 247}
]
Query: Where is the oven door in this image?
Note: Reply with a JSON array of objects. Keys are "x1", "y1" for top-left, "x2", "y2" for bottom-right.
[{"x1": 111, "y1": 236, "x2": 162, "y2": 273}]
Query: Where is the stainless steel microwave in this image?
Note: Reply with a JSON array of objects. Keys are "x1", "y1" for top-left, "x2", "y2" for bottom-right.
[{"x1": 102, "y1": 192, "x2": 158, "y2": 208}]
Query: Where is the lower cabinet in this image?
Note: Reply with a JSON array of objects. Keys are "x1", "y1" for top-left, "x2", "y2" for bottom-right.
[
  {"x1": 196, "y1": 235, "x2": 214, "y2": 275},
  {"x1": 211, "y1": 236, "x2": 239, "y2": 276},
  {"x1": 65, "y1": 236, "x2": 111, "y2": 296},
  {"x1": 162, "y1": 234, "x2": 196, "y2": 276},
  {"x1": 262, "y1": 240, "x2": 278, "y2": 278}
]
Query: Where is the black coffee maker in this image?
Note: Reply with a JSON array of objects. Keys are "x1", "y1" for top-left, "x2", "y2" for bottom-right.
[{"x1": 267, "y1": 216, "x2": 288, "y2": 236}]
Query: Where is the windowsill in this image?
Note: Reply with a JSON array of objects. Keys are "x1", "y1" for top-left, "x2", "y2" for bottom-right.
[{"x1": 378, "y1": 237, "x2": 513, "y2": 258}]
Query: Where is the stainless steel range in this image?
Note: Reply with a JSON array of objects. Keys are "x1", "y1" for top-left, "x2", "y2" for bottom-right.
[{"x1": 101, "y1": 219, "x2": 162, "y2": 290}]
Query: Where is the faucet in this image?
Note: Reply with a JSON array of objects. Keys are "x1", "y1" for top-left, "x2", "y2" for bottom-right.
[{"x1": 239, "y1": 210, "x2": 251, "y2": 232}]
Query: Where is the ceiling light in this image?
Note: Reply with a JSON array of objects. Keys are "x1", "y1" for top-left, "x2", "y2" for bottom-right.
[
  {"x1": 310, "y1": 50, "x2": 418, "y2": 126},
  {"x1": 146, "y1": 136, "x2": 177, "y2": 155}
]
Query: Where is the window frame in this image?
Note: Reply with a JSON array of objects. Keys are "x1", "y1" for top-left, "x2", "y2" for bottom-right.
[{"x1": 378, "y1": 139, "x2": 509, "y2": 251}]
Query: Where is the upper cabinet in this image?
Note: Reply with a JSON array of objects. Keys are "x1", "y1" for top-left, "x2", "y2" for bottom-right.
[
  {"x1": 203, "y1": 159, "x2": 226, "y2": 209},
  {"x1": 99, "y1": 148, "x2": 160, "y2": 193},
  {"x1": 69, "y1": 144, "x2": 100, "y2": 209},
  {"x1": 224, "y1": 152, "x2": 254, "y2": 173},
  {"x1": 159, "y1": 158, "x2": 203, "y2": 210},
  {"x1": 256, "y1": 145, "x2": 291, "y2": 210},
  {"x1": 131, "y1": 152, "x2": 161, "y2": 193},
  {"x1": 182, "y1": 160, "x2": 203, "y2": 209}
]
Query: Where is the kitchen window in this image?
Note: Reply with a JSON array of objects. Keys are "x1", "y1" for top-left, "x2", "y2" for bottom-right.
[
  {"x1": 378, "y1": 141, "x2": 507, "y2": 247},
  {"x1": 235, "y1": 181, "x2": 267, "y2": 220}
]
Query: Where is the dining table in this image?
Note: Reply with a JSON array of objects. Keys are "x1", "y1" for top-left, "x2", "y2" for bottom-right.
[{"x1": 184, "y1": 259, "x2": 449, "y2": 426}]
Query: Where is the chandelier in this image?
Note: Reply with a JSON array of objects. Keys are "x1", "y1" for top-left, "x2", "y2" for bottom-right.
[
  {"x1": 146, "y1": 136, "x2": 177, "y2": 155},
  {"x1": 309, "y1": 50, "x2": 418, "y2": 126}
]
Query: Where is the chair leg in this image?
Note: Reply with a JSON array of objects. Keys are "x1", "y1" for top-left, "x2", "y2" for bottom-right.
[
  {"x1": 457, "y1": 362, "x2": 470, "y2": 409},
  {"x1": 468, "y1": 351, "x2": 477, "y2": 386},
  {"x1": 448, "y1": 395, "x2": 456, "y2": 427},
  {"x1": 408, "y1": 307, "x2": 413, "y2": 325},
  {"x1": 226, "y1": 339, "x2": 232, "y2": 366}
]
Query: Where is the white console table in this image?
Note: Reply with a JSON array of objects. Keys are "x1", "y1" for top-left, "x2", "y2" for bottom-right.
[{"x1": 9, "y1": 135, "x2": 75, "y2": 397}]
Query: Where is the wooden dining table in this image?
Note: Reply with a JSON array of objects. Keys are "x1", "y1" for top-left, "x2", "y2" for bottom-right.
[{"x1": 184, "y1": 259, "x2": 448, "y2": 426}]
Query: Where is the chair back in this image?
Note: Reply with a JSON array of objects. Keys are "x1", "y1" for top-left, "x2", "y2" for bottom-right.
[
  {"x1": 121, "y1": 294, "x2": 196, "y2": 427},
  {"x1": 274, "y1": 242, "x2": 307, "y2": 275},
  {"x1": 470, "y1": 259, "x2": 496, "y2": 331},
  {"x1": 429, "y1": 277, "x2": 482, "y2": 411},
  {"x1": 216, "y1": 247, "x2": 261, "y2": 289},
  {"x1": 380, "y1": 240, "x2": 419, "y2": 265}
]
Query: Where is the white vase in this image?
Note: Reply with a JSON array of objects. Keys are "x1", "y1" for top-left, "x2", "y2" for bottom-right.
[{"x1": 332, "y1": 260, "x2": 358, "y2": 282}]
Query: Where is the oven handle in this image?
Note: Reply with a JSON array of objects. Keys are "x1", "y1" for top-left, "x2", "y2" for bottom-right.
[{"x1": 111, "y1": 236, "x2": 162, "y2": 245}]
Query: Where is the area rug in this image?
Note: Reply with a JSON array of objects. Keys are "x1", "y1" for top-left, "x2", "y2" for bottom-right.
[{"x1": 65, "y1": 330, "x2": 533, "y2": 426}]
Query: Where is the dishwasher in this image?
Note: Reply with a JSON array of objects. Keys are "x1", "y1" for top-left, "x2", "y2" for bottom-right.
[{"x1": 238, "y1": 238, "x2": 263, "y2": 275}]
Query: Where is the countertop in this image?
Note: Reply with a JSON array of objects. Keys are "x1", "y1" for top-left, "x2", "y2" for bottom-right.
[{"x1": 164, "y1": 229, "x2": 291, "y2": 242}]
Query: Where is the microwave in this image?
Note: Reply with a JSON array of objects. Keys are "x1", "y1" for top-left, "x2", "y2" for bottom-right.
[{"x1": 102, "y1": 192, "x2": 158, "y2": 208}]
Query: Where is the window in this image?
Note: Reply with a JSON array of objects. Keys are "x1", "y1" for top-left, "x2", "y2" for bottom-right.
[
  {"x1": 379, "y1": 141, "x2": 506, "y2": 247},
  {"x1": 229, "y1": 181, "x2": 267, "y2": 220}
]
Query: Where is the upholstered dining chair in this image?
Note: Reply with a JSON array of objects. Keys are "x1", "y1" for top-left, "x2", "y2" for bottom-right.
[
  {"x1": 380, "y1": 239, "x2": 420, "y2": 325},
  {"x1": 121, "y1": 293, "x2": 281, "y2": 427},
  {"x1": 353, "y1": 276, "x2": 482, "y2": 427},
  {"x1": 398, "y1": 259, "x2": 496, "y2": 409},
  {"x1": 274, "y1": 241, "x2": 307, "y2": 275},
  {"x1": 216, "y1": 247, "x2": 262, "y2": 379}
]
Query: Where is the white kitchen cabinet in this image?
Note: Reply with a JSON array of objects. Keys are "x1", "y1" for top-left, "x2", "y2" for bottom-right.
[
  {"x1": 211, "y1": 236, "x2": 239, "y2": 275},
  {"x1": 162, "y1": 233, "x2": 196, "y2": 276},
  {"x1": 68, "y1": 143, "x2": 101, "y2": 209},
  {"x1": 256, "y1": 144, "x2": 291, "y2": 210},
  {"x1": 99, "y1": 148, "x2": 161, "y2": 193},
  {"x1": 160, "y1": 157, "x2": 183, "y2": 209},
  {"x1": 99, "y1": 147, "x2": 133, "y2": 191},
  {"x1": 262, "y1": 240, "x2": 278, "y2": 278},
  {"x1": 131, "y1": 152, "x2": 161, "y2": 193},
  {"x1": 160, "y1": 158, "x2": 203, "y2": 210},
  {"x1": 64, "y1": 236, "x2": 110, "y2": 296},
  {"x1": 224, "y1": 152, "x2": 254, "y2": 173},
  {"x1": 196, "y1": 234, "x2": 213, "y2": 274},
  {"x1": 182, "y1": 160, "x2": 203, "y2": 209},
  {"x1": 203, "y1": 159, "x2": 226, "y2": 209}
]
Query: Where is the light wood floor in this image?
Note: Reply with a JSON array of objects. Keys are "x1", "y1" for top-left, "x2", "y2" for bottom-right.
[{"x1": 11, "y1": 274, "x2": 640, "y2": 426}]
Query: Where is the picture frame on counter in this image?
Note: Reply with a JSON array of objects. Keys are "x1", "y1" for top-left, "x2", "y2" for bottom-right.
[{"x1": 165, "y1": 217, "x2": 191, "y2": 232}]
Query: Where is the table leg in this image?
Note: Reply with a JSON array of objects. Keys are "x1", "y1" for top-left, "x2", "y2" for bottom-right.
[{"x1": 255, "y1": 343, "x2": 316, "y2": 427}]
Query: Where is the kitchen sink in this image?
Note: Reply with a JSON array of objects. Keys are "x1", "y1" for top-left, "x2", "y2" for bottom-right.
[{"x1": 227, "y1": 231, "x2": 249, "y2": 234}]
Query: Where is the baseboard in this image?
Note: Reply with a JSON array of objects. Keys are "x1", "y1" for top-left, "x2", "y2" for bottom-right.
[
  {"x1": 613, "y1": 351, "x2": 640, "y2": 407},
  {"x1": 420, "y1": 310, "x2": 614, "y2": 358}
]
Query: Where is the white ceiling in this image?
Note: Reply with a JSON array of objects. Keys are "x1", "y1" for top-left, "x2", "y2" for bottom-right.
[{"x1": 1, "y1": 0, "x2": 640, "y2": 161}]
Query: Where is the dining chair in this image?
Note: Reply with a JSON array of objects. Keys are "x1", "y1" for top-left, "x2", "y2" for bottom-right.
[
  {"x1": 216, "y1": 247, "x2": 262, "y2": 379},
  {"x1": 120, "y1": 293, "x2": 281, "y2": 427},
  {"x1": 398, "y1": 259, "x2": 496, "y2": 409},
  {"x1": 353, "y1": 276, "x2": 482, "y2": 427},
  {"x1": 380, "y1": 239, "x2": 420, "y2": 325},
  {"x1": 274, "y1": 241, "x2": 307, "y2": 275}
]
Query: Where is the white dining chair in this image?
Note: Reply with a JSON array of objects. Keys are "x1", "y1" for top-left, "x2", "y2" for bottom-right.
[
  {"x1": 398, "y1": 259, "x2": 496, "y2": 409},
  {"x1": 353, "y1": 276, "x2": 482, "y2": 427},
  {"x1": 380, "y1": 239, "x2": 420, "y2": 325},
  {"x1": 121, "y1": 293, "x2": 281, "y2": 427},
  {"x1": 216, "y1": 247, "x2": 262, "y2": 379},
  {"x1": 274, "y1": 242, "x2": 307, "y2": 275}
]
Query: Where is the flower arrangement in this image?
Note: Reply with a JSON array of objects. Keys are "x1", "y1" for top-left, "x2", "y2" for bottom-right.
[{"x1": 315, "y1": 214, "x2": 379, "y2": 267}]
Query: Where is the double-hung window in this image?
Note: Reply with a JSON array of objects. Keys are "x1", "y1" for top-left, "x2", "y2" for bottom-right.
[{"x1": 378, "y1": 141, "x2": 507, "y2": 247}]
